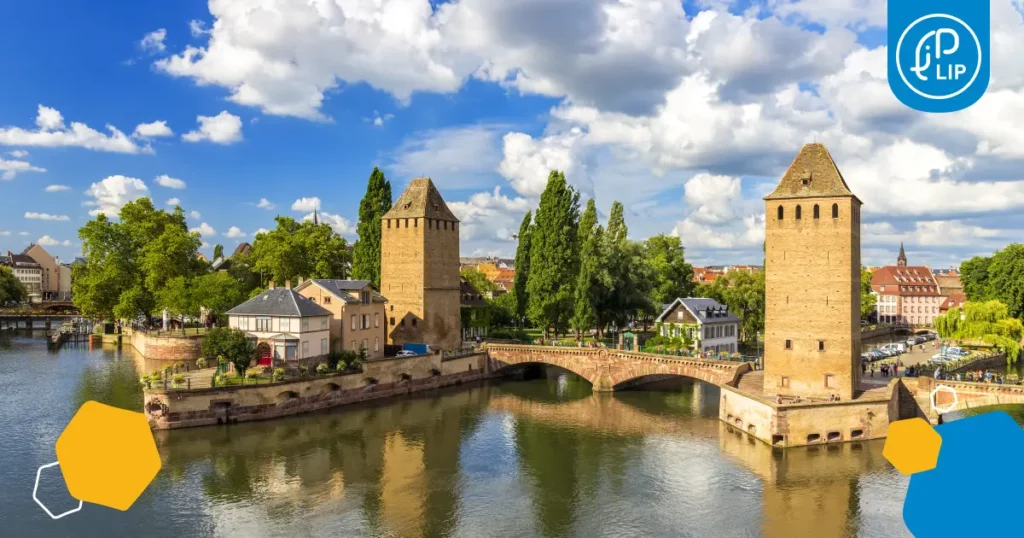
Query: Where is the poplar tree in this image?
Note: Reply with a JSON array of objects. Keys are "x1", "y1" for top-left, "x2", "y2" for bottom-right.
[
  {"x1": 527, "y1": 171, "x2": 580, "y2": 335},
  {"x1": 512, "y1": 211, "x2": 533, "y2": 326},
  {"x1": 352, "y1": 167, "x2": 393, "y2": 288},
  {"x1": 571, "y1": 199, "x2": 604, "y2": 339},
  {"x1": 213, "y1": 244, "x2": 224, "y2": 261}
]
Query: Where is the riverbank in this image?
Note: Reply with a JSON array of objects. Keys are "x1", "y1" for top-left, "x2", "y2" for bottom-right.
[{"x1": 144, "y1": 352, "x2": 490, "y2": 429}]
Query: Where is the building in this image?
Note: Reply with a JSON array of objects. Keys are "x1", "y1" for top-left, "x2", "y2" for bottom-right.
[
  {"x1": 654, "y1": 298, "x2": 740, "y2": 354},
  {"x1": 870, "y1": 245, "x2": 942, "y2": 326},
  {"x1": 22, "y1": 244, "x2": 64, "y2": 299},
  {"x1": 225, "y1": 281, "x2": 332, "y2": 366},
  {"x1": 460, "y1": 278, "x2": 490, "y2": 340},
  {"x1": 294, "y1": 279, "x2": 388, "y2": 360},
  {"x1": 692, "y1": 267, "x2": 724, "y2": 284},
  {"x1": 939, "y1": 293, "x2": 967, "y2": 315},
  {"x1": 5, "y1": 251, "x2": 43, "y2": 302},
  {"x1": 763, "y1": 143, "x2": 861, "y2": 401},
  {"x1": 212, "y1": 242, "x2": 252, "y2": 272},
  {"x1": 380, "y1": 178, "x2": 462, "y2": 351},
  {"x1": 935, "y1": 271, "x2": 962, "y2": 295}
]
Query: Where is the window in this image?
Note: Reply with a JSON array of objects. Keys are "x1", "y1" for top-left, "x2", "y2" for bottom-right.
[
  {"x1": 321, "y1": 317, "x2": 328, "y2": 330},
  {"x1": 374, "y1": 337, "x2": 379, "y2": 351},
  {"x1": 279, "y1": 318, "x2": 291, "y2": 332},
  {"x1": 362, "y1": 314, "x2": 369, "y2": 329},
  {"x1": 301, "y1": 318, "x2": 309, "y2": 332},
  {"x1": 429, "y1": 219, "x2": 433, "y2": 229},
  {"x1": 400, "y1": 318, "x2": 405, "y2": 326},
  {"x1": 781, "y1": 376, "x2": 789, "y2": 388},
  {"x1": 785, "y1": 339, "x2": 792, "y2": 350},
  {"x1": 375, "y1": 313, "x2": 379, "y2": 327},
  {"x1": 832, "y1": 203, "x2": 839, "y2": 219},
  {"x1": 362, "y1": 291, "x2": 370, "y2": 304},
  {"x1": 390, "y1": 317, "x2": 396, "y2": 326},
  {"x1": 239, "y1": 316, "x2": 249, "y2": 330},
  {"x1": 321, "y1": 338, "x2": 328, "y2": 355},
  {"x1": 825, "y1": 374, "x2": 835, "y2": 388},
  {"x1": 302, "y1": 341, "x2": 309, "y2": 358},
  {"x1": 387, "y1": 219, "x2": 391, "y2": 228},
  {"x1": 405, "y1": 218, "x2": 409, "y2": 227},
  {"x1": 414, "y1": 218, "x2": 418, "y2": 228},
  {"x1": 412, "y1": 318, "x2": 417, "y2": 327},
  {"x1": 818, "y1": 340, "x2": 825, "y2": 351},
  {"x1": 257, "y1": 317, "x2": 271, "y2": 331},
  {"x1": 813, "y1": 204, "x2": 820, "y2": 219},
  {"x1": 777, "y1": 206, "x2": 784, "y2": 220},
  {"x1": 361, "y1": 339, "x2": 367, "y2": 351},
  {"x1": 351, "y1": 341, "x2": 357, "y2": 351},
  {"x1": 351, "y1": 315, "x2": 357, "y2": 330},
  {"x1": 795, "y1": 205, "x2": 802, "y2": 219}
]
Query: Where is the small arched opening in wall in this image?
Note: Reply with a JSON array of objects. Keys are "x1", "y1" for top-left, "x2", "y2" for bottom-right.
[
  {"x1": 319, "y1": 382, "x2": 341, "y2": 394},
  {"x1": 430, "y1": 368, "x2": 441, "y2": 377},
  {"x1": 365, "y1": 377, "x2": 379, "y2": 387},
  {"x1": 398, "y1": 373, "x2": 412, "y2": 383},
  {"x1": 276, "y1": 390, "x2": 299, "y2": 404}
]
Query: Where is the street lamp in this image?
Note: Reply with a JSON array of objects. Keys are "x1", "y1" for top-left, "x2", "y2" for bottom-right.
[{"x1": 756, "y1": 330, "x2": 761, "y2": 370}]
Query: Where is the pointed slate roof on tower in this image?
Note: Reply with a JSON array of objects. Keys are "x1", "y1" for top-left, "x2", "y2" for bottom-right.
[
  {"x1": 764, "y1": 143, "x2": 861, "y2": 203},
  {"x1": 383, "y1": 177, "x2": 460, "y2": 222},
  {"x1": 898, "y1": 242, "x2": 907, "y2": 266}
]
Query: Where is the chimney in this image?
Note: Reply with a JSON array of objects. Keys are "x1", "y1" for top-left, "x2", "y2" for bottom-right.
[
  {"x1": 269, "y1": 280, "x2": 276, "y2": 290},
  {"x1": 285, "y1": 279, "x2": 291, "y2": 289}
]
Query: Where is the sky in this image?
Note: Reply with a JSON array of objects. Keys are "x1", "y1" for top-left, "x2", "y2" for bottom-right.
[{"x1": 1, "y1": 0, "x2": 1022, "y2": 270}]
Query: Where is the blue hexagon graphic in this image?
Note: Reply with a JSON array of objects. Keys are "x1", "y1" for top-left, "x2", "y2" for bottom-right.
[{"x1": 903, "y1": 411, "x2": 1024, "y2": 537}]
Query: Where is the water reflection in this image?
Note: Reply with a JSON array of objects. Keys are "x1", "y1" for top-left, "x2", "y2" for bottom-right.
[{"x1": 0, "y1": 338, "x2": 935, "y2": 537}]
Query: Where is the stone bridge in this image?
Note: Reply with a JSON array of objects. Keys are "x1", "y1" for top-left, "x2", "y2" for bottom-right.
[
  {"x1": 485, "y1": 344, "x2": 751, "y2": 392},
  {"x1": 916, "y1": 376, "x2": 1024, "y2": 415}
]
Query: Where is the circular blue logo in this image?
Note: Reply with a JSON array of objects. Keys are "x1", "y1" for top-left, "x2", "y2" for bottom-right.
[{"x1": 895, "y1": 14, "x2": 982, "y2": 101}]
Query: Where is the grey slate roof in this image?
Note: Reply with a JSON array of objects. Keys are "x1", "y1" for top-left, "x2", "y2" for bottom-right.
[
  {"x1": 297, "y1": 279, "x2": 386, "y2": 304},
  {"x1": 226, "y1": 288, "x2": 331, "y2": 317},
  {"x1": 656, "y1": 297, "x2": 740, "y2": 324}
]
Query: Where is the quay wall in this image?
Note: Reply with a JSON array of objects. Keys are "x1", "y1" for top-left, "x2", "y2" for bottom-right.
[
  {"x1": 721, "y1": 380, "x2": 915, "y2": 448},
  {"x1": 145, "y1": 352, "x2": 489, "y2": 429},
  {"x1": 129, "y1": 330, "x2": 203, "y2": 362}
]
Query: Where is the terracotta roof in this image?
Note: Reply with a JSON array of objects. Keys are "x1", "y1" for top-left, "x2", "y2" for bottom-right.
[
  {"x1": 232, "y1": 243, "x2": 252, "y2": 258},
  {"x1": 692, "y1": 268, "x2": 723, "y2": 283},
  {"x1": 871, "y1": 266, "x2": 941, "y2": 296},
  {"x1": 940, "y1": 293, "x2": 967, "y2": 312},
  {"x1": 764, "y1": 143, "x2": 861, "y2": 202},
  {"x1": 936, "y1": 274, "x2": 962, "y2": 292},
  {"x1": 383, "y1": 178, "x2": 459, "y2": 222}
]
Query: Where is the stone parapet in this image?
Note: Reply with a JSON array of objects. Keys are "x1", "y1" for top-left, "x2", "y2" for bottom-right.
[{"x1": 128, "y1": 329, "x2": 203, "y2": 361}]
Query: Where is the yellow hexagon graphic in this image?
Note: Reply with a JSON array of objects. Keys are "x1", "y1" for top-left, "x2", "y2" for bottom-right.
[
  {"x1": 55, "y1": 401, "x2": 162, "y2": 511},
  {"x1": 883, "y1": 417, "x2": 942, "y2": 475}
]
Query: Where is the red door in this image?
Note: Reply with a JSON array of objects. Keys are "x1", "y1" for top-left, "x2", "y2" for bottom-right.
[{"x1": 258, "y1": 343, "x2": 272, "y2": 366}]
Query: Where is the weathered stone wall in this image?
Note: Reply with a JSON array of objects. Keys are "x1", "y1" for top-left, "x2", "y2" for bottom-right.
[
  {"x1": 485, "y1": 344, "x2": 748, "y2": 391},
  {"x1": 145, "y1": 352, "x2": 489, "y2": 429},
  {"x1": 130, "y1": 330, "x2": 203, "y2": 361},
  {"x1": 764, "y1": 196, "x2": 861, "y2": 400}
]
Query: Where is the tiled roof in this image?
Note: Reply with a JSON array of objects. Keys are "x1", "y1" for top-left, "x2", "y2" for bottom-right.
[
  {"x1": 940, "y1": 293, "x2": 967, "y2": 312},
  {"x1": 231, "y1": 243, "x2": 252, "y2": 258},
  {"x1": 226, "y1": 287, "x2": 332, "y2": 317},
  {"x1": 460, "y1": 279, "x2": 488, "y2": 307},
  {"x1": 936, "y1": 274, "x2": 962, "y2": 292},
  {"x1": 383, "y1": 178, "x2": 459, "y2": 221},
  {"x1": 692, "y1": 268, "x2": 723, "y2": 283},
  {"x1": 9, "y1": 254, "x2": 40, "y2": 268},
  {"x1": 656, "y1": 297, "x2": 740, "y2": 324},
  {"x1": 296, "y1": 279, "x2": 385, "y2": 304},
  {"x1": 871, "y1": 266, "x2": 941, "y2": 296},
  {"x1": 764, "y1": 143, "x2": 861, "y2": 202}
]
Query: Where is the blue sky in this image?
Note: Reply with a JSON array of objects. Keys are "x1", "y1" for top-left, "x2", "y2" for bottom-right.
[{"x1": 1, "y1": 0, "x2": 1022, "y2": 270}]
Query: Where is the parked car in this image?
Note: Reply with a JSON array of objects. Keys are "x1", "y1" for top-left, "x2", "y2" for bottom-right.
[
  {"x1": 946, "y1": 347, "x2": 969, "y2": 356},
  {"x1": 861, "y1": 320, "x2": 869, "y2": 327},
  {"x1": 906, "y1": 338, "x2": 917, "y2": 348},
  {"x1": 395, "y1": 350, "x2": 418, "y2": 357},
  {"x1": 881, "y1": 343, "x2": 906, "y2": 354},
  {"x1": 877, "y1": 348, "x2": 895, "y2": 358}
]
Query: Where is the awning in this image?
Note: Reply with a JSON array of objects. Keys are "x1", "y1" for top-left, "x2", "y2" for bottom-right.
[{"x1": 265, "y1": 333, "x2": 300, "y2": 341}]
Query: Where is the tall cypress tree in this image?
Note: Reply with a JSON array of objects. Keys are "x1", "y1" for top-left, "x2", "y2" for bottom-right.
[
  {"x1": 527, "y1": 171, "x2": 580, "y2": 335},
  {"x1": 352, "y1": 167, "x2": 393, "y2": 288},
  {"x1": 512, "y1": 211, "x2": 533, "y2": 326}
]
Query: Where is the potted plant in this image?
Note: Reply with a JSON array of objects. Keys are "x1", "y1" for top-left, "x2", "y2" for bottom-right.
[
  {"x1": 272, "y1": 368, "x2": 285, "y2": 382},
  {"x1": 316, "y1": 362, "x2": 329, "y2": 375},
  {"x1": 196, "y1": 357, "x2": 208, "y2": 369},
  {"x1": 172, "y1": 374, "x2": 185, "y2": 388}
]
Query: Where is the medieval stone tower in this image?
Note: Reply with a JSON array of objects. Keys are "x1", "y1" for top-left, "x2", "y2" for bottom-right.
[
  {"x1": 380, "y1": 178, "x2": 462, "y2": 351},
  {"x1": 763, "y1": 143, "x2": 862, "y2": 400}
]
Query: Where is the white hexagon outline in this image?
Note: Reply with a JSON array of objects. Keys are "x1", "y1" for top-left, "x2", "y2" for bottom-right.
[
  {"x1": 33, "y1": 461, "x2": 83, "y2": 520},
  {"x1": 930, "y1": 384, "x2": 959, "y2": 414}
]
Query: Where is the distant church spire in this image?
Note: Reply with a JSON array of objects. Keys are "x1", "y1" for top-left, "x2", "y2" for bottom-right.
[
  {"x1": 897, "y1": 243, "x2": 907, "y2": 267},
  {"x1": 314, "y1": 204, "x2": 319, "y2": 226}
]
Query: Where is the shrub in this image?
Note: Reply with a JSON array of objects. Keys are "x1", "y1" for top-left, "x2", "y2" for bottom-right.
[
  {"x1": 316, "y1": 362, "x2": 329, "y2": 375},
  {"x1": 214, "y1": 374, "x2": 224, "y2": 386},
  {"x1": 336, "y1": 360, "x2": 348, "y2": 372},
  {"x1": 350, "y1": 358, "x2": 362, "y2": 370},
  {"x1": 149, "y1": 370, "x2": 163, "y2": 381},
  {"x1": 246, "y1": 371, "x2": 260, "y2": 381},
  {"x1": 172, "y1": 374, "x2": 185, "y2": 387},
  {"x1": 196, "y1": 357, "x2": 208, "y2": 369},
  {"x1": 175, "y1": 362, "x2": 185, "y2": 370},
  {"x1": 163, "y1": 366, "x2": 173, "y2": 377},
  {"x1": 139, "y1": 376, "x2": 152, "y2": 389},
  {"x1": 299, "y1": 365, "x2": 308, "y2": 376},
  {"x1": 273, "y1": 368, "x2": 285, "y2": 382}
]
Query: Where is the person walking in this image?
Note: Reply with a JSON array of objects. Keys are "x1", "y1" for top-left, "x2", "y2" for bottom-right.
[
  {"x1": 893, "y1": 362, "x2": 899, "y2": 377},
  {"x1": 870, "y1": 364, "x2": 875, "y2": 377}
]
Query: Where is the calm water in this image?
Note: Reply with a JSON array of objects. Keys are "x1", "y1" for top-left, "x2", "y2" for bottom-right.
[{"x1": 7, "y1": 331, "x2": 1008, "y2": 538}]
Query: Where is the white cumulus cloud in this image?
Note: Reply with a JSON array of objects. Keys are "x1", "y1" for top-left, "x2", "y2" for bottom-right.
[
  {"x1": 133, "y1": 120, "x2": 173, "y2": 138},
  {"x1": 291, "y1": 197, "x2": 321, "y2": 212},
  {"x1": 0, "y1": 156, "x2": 46, "y2": 180},
  {"x1": 257, "y1": 198, "x2": 275, "y2": 210},
  {"x1": 303, "y1": 211, "x2": 353, "y2": 236},
  {"x1": 44, "y1": 185, "x2": 69, "y2": 192},
  {"x1": 140, "y1": 29, "x2": 167, "y2": 53},
  {"x1": 182, "y1": 111, "x2": 243, "y2": 144},
  {"x1": 154, "y1": 174, "x2": 186, "y2": 189},
  {"x1": 224, "y1": 226, "x2": 246, "y2": 238},
  {"x1": 0, "y1": 105, "x2": 151, "y2": 154},
  {"x1": 84, "y1": 175, "x2": 149, "y2": 217},
  {"x1": 38, "y1": 235, "x2": 72, "y2": 247},
  {"x1": 25, "y1": 212, "x2": 70, "y2": 221},
  {"x1": 166, "y1": 197, "x2": 181, "y2": 206},
  {"x1": 190, "y1": 222, "x2": 216, "y2": 237}
]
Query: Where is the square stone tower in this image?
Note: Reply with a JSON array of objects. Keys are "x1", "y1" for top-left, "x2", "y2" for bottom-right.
[
  {"x1": 380, "y1": 178, "x2": 462, "y2": 351},
  {"x1": 763, "y1": 144, "x2": 862, "y2": 400}
]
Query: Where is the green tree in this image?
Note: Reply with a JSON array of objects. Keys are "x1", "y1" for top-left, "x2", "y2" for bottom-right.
[
  {"x1": 74, "y1": 199, "x2": 202, "y2": 321},
  {"x1": 512, "y1": 211, "x2": 533, "y2": 326},
  {"x1": 202, "y1": 327, "x2": 258, "y2": 377},
  {"x1": 861, "y1": 269, "x2": 877, "y2": 320},
  {"x1": 249, "y1": 216, "x2": 351, "y2": 284},
  {"x1": 351, "y1": 167, "x2": 393, "y2": 288},
  {"x1": 960, "y1": 255, "x2": 993, "y2": 301},
  {"x1": 0, "y1": 266, "x2": 26, "y2": 305},
  {"x1": 461, "y1": 268, "x2": 497, "y2": 296},
  {"x1": 527, "y1": 171, "x2": 580, "y2": 335},
  {"x1": 155, "y1": 276, "x2": 198, "y2": 334},
  {"x1": 643, "y1": 234, "x2": 694, "y2": 306},
  {"x1": 935, "y1": 300, "x2": 1024, "y2": 363},
  {"x1": 985, "y1": 244, "x2": 1024, "y2": 319},
  {"x1": 213, "y1": 244, "x2": 224, "y2": 261},
  {"x1": 193, "y1": 271, "x2": 247, "y2": 325},
  {"x1": 600, "y1": 202, "x2": 651, "y2": 331},
  {"x1": 571, "y1": 226, "x2": 608, "y2": 339}
]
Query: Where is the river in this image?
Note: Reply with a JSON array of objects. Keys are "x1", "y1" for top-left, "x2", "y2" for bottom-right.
[{"x1": 2, "y1": 332, "x2": 1019, "y2": 538}]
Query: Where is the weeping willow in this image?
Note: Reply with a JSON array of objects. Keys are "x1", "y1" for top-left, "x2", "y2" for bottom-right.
[{"x1": 934, "y1": 301, "x2": 1024, "y2": 364}]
